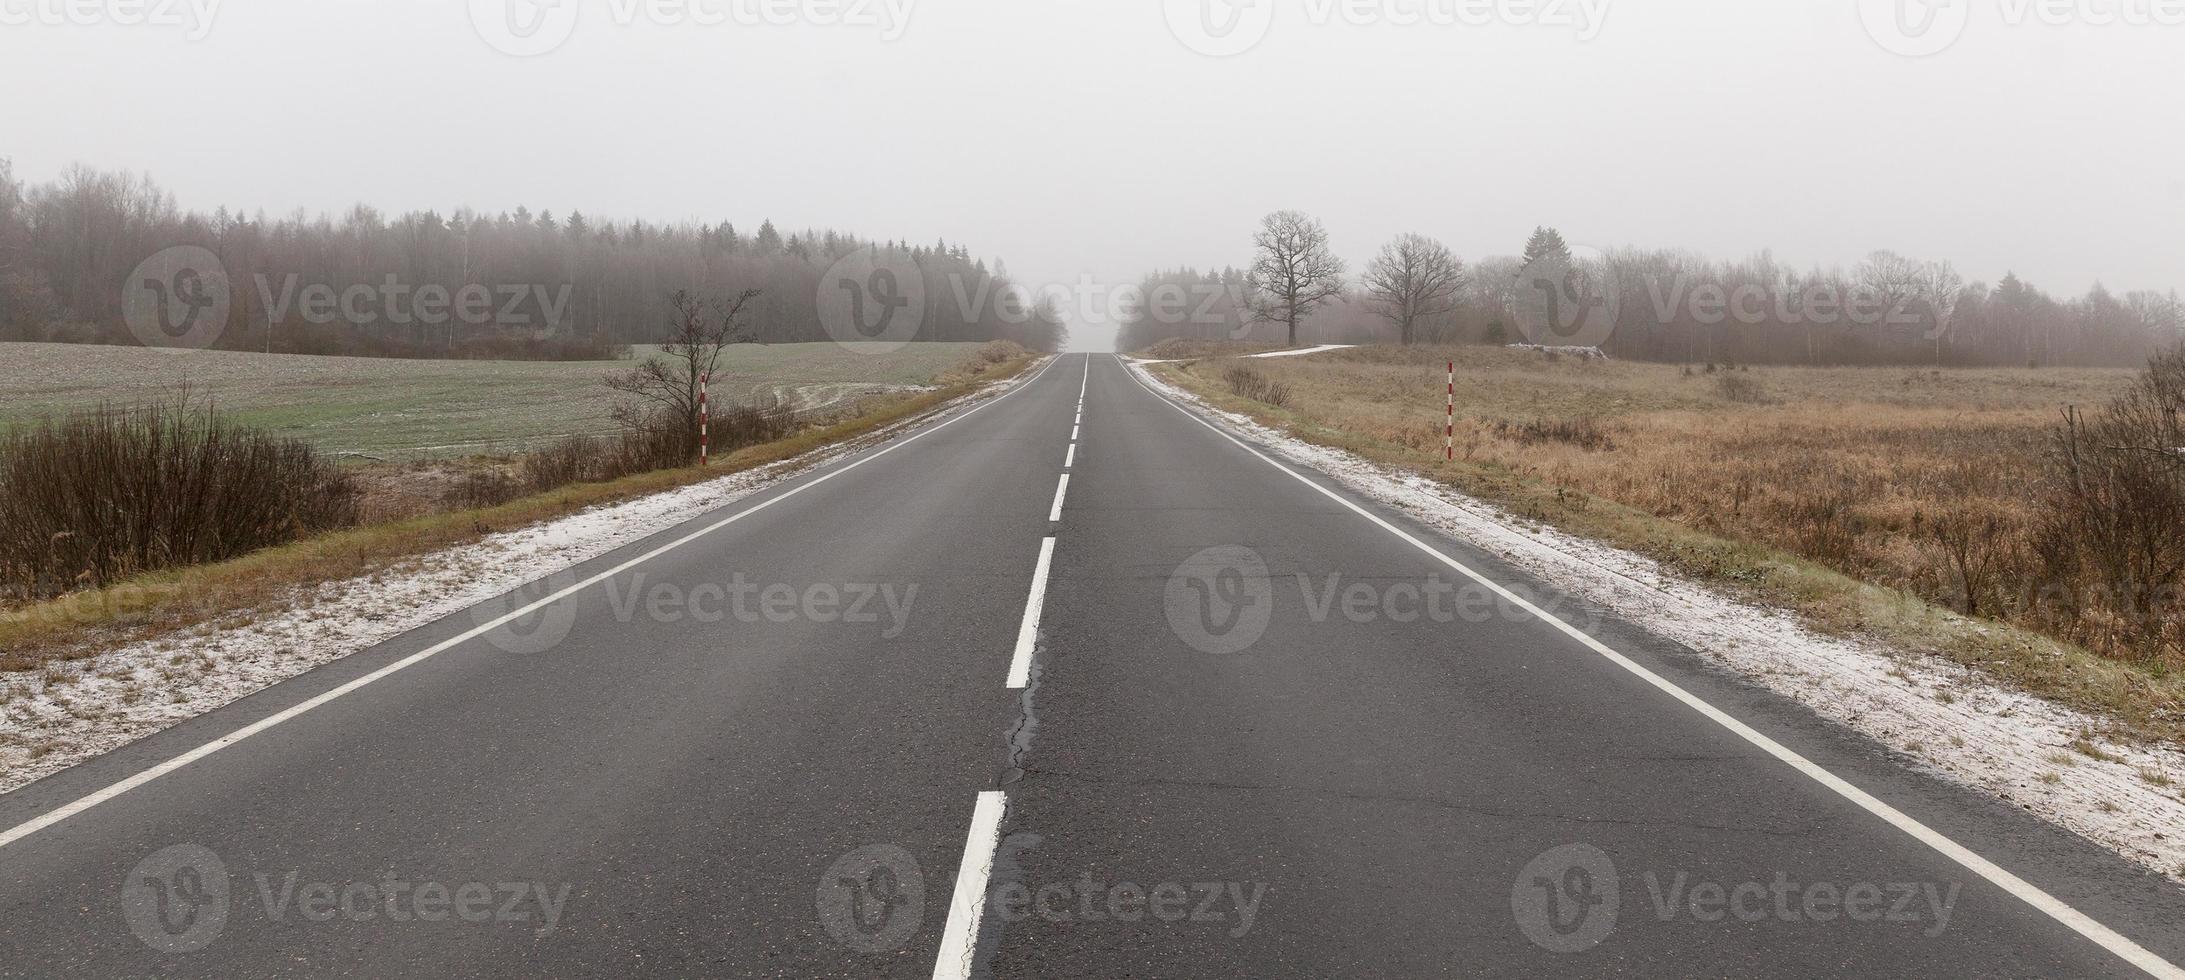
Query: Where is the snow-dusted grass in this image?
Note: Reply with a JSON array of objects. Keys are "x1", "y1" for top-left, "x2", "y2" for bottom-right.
[
  {"x1": 0, "y1": 342, "x2": 985, "y2": 456},
  {"x1": 0, "y1": 365, "x2": 1043, "y2": 795},
  {"x1": 1133, "y1": 358, "x2": 2185, "y2": 882}
]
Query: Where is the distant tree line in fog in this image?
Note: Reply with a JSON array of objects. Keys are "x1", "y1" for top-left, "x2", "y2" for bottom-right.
[
  {"x1": 0, "y1": 161, "x2": 1062, "y2": 358},
  {"x1": 1120, "y1": 213, "x2": 2183, "y2": 367}
]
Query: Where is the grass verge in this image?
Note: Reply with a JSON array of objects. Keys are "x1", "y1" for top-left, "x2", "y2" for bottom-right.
[
  {"x1": 1151, "y1": 355, "x2": 2185, "y2": 747},
  {"x1": 0, "y1": 353, "x2": 1038, "y2": 670}
]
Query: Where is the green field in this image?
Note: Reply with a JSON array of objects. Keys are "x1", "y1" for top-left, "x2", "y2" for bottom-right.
[{"x1": 0, "y1": 342, "x2": 987, "y2": 456}]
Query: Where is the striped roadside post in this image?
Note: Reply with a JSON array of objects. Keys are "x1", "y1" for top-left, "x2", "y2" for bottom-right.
[
  {"x1": 1445, "y1": 361, "x2": 1456, "y2": 461},
  {"x1": 699, "y1": 372, "x2": 710, "y2": 466}
]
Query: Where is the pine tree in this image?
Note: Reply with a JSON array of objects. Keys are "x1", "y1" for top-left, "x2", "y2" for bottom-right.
[{"x1": 1521, "y1": 226, "x2": 1571, "y2": 267}]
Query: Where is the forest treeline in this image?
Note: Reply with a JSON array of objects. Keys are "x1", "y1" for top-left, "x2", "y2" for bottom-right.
[
  {"x1": 1120, "y1": 218, "x2": 2182, "y2": 367},
  {"x1": 0, "y1": 161, "x2": 1063, "y2": 358}
]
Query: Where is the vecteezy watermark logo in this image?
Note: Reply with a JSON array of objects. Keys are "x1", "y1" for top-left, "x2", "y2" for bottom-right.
[
  {"x1": 470, "y1": 570, "x2": 581, "y2": 655},
  {"x1": 123, "y1": 843, "x2": 571, "y2": 949},
  {"x1": 1858, "y1": 0, "x2": 1970, "y2": 56},
  {"x1": 817, "y1": 245, "x2": 926, "y2": 354},
  {"x1": 1511, "y1": 843, "x2": 1619, "y2": 953},
  {"x1": 122, "y1": 844, "x2": 232, "y2": 953},
  {"x1": 1640, "y1": 277, "x2": 1929, "y2": 332},
  {"x1": 251, "y1": 275, "x2": 572, "y2": 330},
  {"x1": 1163, "y1": 0, "x2": 1607, "y2": 56},
  {"x1": 0, "y1": 0, "x2": 221, "y2": 38},
  {"x1": 1164, "y1": 546, "x2": 1274, "y2": 655},
  {"x1": 601, "y1": 573, "x2": 919, "y2": 638},
  {"x1": 1511, "y1": 243, "x2": 1619, "y2": 349},
  {"x1": 1163, "y1": 0, "x2": 1277, "y2": 56},
  {"x1": 470, "y1": 0, "x2": 915, "y2": 55},
  {"x1": 1164, "y1": 550, "x2": 1600, "y2": 654},
  {"x1": 122, "y1": 246, "x2": 231, "y2": 349},
  {"x1": 817, "y1": 844, "x2": 925, "y2": 953},
  {"x1": 469, "y1": 0, "x2": 582, "y2": 56},
  {"x1": 1512, "y1": 843, "x2": 1966, "y2": 953},
  {"x1": 990, "y1": 875, "x2": 1269, "y2": 937},
  {"x1": 1861, "y1": 0, "x2": 2181, "y2": 57}
]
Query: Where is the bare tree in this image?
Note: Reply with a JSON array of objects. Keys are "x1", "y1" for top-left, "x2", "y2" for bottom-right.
[
  {"x1": 1246, "y1": 210, "x2": 1346, "y2": 347},
  {"x1": 1362, "y1": 233, "x2": 1466, "y2": 345},
  {"x1": 1916, "y1": 260, "x2": 1965, "y2": 363},
  {"x1": 605, "y1": 287, "x2": 762, "y2": 453}
]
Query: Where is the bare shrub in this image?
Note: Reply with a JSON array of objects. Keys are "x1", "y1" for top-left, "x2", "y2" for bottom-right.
[
  {"x1": 2033, "y1": 344, "x2": 2185, "y2": 663},
  {"x1": 605, "y1": 288, "x2": 761, "y2": 461},
  {"x1": 511, "y1": 402, "x2": 799, "y2": 499},
  {"x1": 0, "y1": 401, "x2": 358, "y2": 601},
  {"x1": 1485, "y1": 417, "x2": 1616, "y2": 452},
  {"x1": 1223, "y1": 364, "x2": 1293, "y2": 407},
  {"x1": 1784, "y1": 479, "x2": 1864, "y2": 566},
  {"x1": 970, "y1": 340, "x2": 1020, "y2": 368},
  {"x1": 1922, "y1": 503, "x2": 2015, "y2": 616},
  {"x1": 448, "y1": 470, "x2": 526, "y2": 510},
  {"x1": 518, "y1": 436, "x2": 600, "y2": 494},
  {"x1": 1714, "y1": 373, "x2": 1772, "y2": 404}
]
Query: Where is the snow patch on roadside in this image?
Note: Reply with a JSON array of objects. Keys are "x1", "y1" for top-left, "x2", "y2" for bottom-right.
[
  {"x1": 0, "y1": 368, "x2": 1041, "y2": 796},
  {"x1": 1246, "y1": 344, "x2": 1355, "y2": 359},
  {"x1": 1133, "y1": 361, "x2": 2185, "y2": 882}
]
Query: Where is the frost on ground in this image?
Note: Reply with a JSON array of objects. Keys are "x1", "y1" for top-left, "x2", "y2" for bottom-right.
[
  {"x1": 1246, "y1": 344, "x2": 1356, "y2": 359},
  {"x1": 0, "y1": 367, "x2": 1041, "y2": 796},
  {"x1": 1133, "y1": 360, "x2": 2185, "y2": 882}
]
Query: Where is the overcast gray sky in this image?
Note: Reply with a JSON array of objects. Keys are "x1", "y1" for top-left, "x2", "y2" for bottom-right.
[{"x1": 3, "y1": 0, "x2": 2179, "y2": 349}]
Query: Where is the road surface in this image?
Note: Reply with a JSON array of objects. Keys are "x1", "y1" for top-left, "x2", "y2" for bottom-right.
[{"x1": 3, "y1": 353, "x2": 2182, "y2": 977}]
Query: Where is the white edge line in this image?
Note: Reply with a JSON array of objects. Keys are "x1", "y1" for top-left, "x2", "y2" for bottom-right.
[
  {"x1": 0, "y1": 357, "x2": 1064, "y2": 852},
  {"x1": 1120, "y1": 358, "x2": 2184, "y2": 980},
  {"x1": 1005, "y1": 538, "x2": 1056, "y2": 689},
  {"x1": 1048, "y1": 474, "x2": 1070, "y2": 523},
  {"x1": 931, "y1": 790, "x2": 1007, "y2": 980}
]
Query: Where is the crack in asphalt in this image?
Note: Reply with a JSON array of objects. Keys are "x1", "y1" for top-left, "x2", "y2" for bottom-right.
[{"x1": 971, "y1": 623, "x2": 1048, "y2": 978}]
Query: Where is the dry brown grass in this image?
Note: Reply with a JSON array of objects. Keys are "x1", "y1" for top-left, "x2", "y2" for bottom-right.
[
  {"x1": 1136, "y1": 338, "x2": 1283, "y2": 360},
  {"x1": 0, "y1": 351, "x2": 1038, "y2": 671},
  {"x1": 1159, "y1": 345, "x2": 2185, "y2": 744}
]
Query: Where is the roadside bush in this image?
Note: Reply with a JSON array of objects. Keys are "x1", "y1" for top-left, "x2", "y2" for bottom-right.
[
  {"x1": 448, "y1": 469, "x2": 527, "y2": 510},
  {"x1": 1223, "y1": 364, "x2": 1293, "y2": 407},
  {"x1": 0, "y1": 402, "x2": 358, "y2": 601},
  {"x1": 1714, "y1": 373, "x2": 1772, "y2": 404},
  {"x1": 1485, "y1": 416, "x2": 1616, "y2": 452},
  {"x1": 2032, "y1": 343, "x2": 2185, "y2": 664},
  {"x1": 938, "y1": 340, "x2": 1032, "y2": 385},
  {"x1": 509, "y1": 402, "x2": 800, "y2": 499}
]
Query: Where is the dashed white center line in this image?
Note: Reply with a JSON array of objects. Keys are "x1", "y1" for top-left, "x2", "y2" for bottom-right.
[
  {"x1": 1070, "y1": 425, "x2": 1079, "y2": 441},
  {"x1": 1048, "y1": 474, "x2": 1070, "y2": 522},
  {"x1": 931, "y1": 790, "x2": 1008, "y2": 980},
  {"x1": 1064, "y1": 443, "x2": 1076, "y2": 469},
  {"x1": 1007, "y1": 536, "x2": 1056, "y2": 689}
]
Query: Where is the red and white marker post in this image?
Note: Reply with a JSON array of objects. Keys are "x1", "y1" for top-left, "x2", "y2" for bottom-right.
[
  {"x1": 1444, "y1": 361, "x2": 1456, "y2": 461},
  {"x1": 699, "y1": 372, "x2": 710, "y2": 467}
]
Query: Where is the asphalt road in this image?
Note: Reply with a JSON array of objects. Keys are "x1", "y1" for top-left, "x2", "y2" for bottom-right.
[{"x1": 3, "y1": 353, "x2": 2183, "y2": 978}]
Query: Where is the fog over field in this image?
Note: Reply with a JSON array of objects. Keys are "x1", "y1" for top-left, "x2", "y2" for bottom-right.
[
  {"x1": 11, "y1": 7, "x2": 2185, "y2": 979},
  {"x1": 2, "y1": 0, "x2": 2178, "y2": 350}
]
